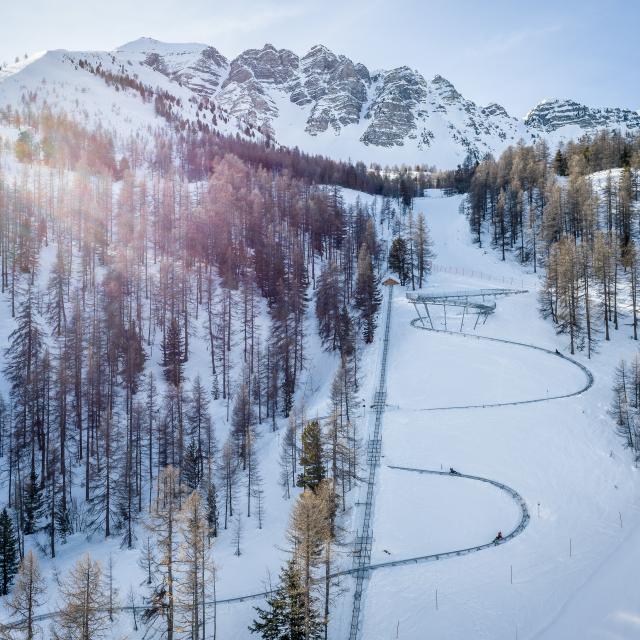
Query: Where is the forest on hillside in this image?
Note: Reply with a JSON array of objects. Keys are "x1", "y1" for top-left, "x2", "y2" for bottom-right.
[
  {"x1": 3, "y1": 92, "x2": 640, "y2": 639},
  {"x1": 464, "y1": 130, "x2": 640, "y2": 462},
  {"x1": 0, "y1": 99, "x2": 444, "y2": 639}
]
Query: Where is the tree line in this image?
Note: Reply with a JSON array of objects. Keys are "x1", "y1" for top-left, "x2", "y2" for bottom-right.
[{"x1": 466, "y1": 132, "x2": 640, "y2": 356}]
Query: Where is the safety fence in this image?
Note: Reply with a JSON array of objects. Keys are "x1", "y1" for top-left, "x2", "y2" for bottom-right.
[{"x1": 431, "y1": 263, "x2": 527, "y2": 289}]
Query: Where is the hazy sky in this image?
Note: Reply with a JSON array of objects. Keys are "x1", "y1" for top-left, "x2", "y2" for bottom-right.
[{"x1": 2, "y1": 0, "x2": 638, "y2": 117}]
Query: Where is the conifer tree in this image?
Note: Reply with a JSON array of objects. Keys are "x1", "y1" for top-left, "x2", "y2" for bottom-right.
[
  {"x1": 298, "y1": 421, "x2": 325, "y2": 491},
  {"x1": 55, "y1": 554, "x2": 113, "y2": 640},
  {"x1": 0, "y1": 508, "x2": 19, "y2": 595},
  {"x1": 9, "y1": 549, "x2": 46, "y2": 640},
  {"x1": 175, "y1": 491, "x2": 214, "y2": 640},
  {"x1": 288, "y1": 490, "x2": 326, "y2": 640},
  {"x1": 354, "y1": 244, "x2": 381, "y2": 343},
  {"x1": 162, "y1": 317, "x2": 184, "y2": 387},
  {"x1": 388, "y1": 237, "x2": 410, "y2": 285},
  {"x1": 315, "y1": 263, "x2": 342, "y2": 351},
  {"x1": 182, "y1": 439, "x2": 202, "y2": 490},
  {"x1": 249, "y1": 559, "x2": 315, "y2": 640},
  {"x1": 22, "y1": 468, "x2": 44, "y2": 536},
  {"x1": 144, "y1": 466, "x2": 180, "y2": 640},
  {"x1": 413, "y1": 212, "x2": 435, "y2": 289},
  {"x1": 3, "y1": 288, "x2": 43, "y2": 450},
  {"x1": 553, "y1": 149, "x2": 568, "y2": 176},
  {"x1": 205, "y1": 481, "x2": 219, "y2": 538}
]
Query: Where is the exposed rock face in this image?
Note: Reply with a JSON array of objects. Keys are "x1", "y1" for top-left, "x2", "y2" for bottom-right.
[
  {"x1": 218, "y1": 45, "x2": 302, "y2": 135},
  {"x1": 183, "y1": 47, "x2": 229, "y2": 94},
  {"x1": 118, "y1": 38, "x2": 230, "y2": 96},
  {"x1": 430, "y1": 74, "x2": 463, "y2": 106},
  {"x1": 525, "y1": 99, "x2": 640, "y2": 132},
  {"x1": 481, "y1": 103, "x2": 511, "y2": 119},
  {"x1": 361, "y1": 67, "x2": 428, "y2": 146},
  {"x1": 301, "y1": 45, "x2": 370, "y2": 134},
  {"x1": 6, "y1": 37, "x2": 640, "y2": 167},
  {"x1": 229, "y1": 44, "x2": 299, "y2": 86}
]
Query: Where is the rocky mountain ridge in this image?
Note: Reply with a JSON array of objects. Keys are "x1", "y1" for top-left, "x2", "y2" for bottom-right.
[{"x1": 1, "y1": 36, "x2": 638, "y2": 167}]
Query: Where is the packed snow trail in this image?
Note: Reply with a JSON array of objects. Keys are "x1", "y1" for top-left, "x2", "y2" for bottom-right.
[{"x1": 405, "y1": 320, "x2": 594, "y2": 410}]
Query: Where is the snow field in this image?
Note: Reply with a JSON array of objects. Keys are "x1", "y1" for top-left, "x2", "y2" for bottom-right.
[
  {"x1": 370, "y1": 470, "x2": 522, "y2": 564},
  {"x1": 352, "y1": 191, "x2": 640, "y2": 639},
  {"x1": 388, "y1": 322, "x2": 584, "y2": 409}
]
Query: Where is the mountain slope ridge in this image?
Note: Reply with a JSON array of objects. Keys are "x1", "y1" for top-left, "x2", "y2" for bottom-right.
[{"x1": 1, "y1": 36, "x2": 639, "y2": 167}]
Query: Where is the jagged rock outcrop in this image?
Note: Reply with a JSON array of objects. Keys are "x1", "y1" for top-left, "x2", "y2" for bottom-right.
[
  {"x1": 301, "y1": 45, "x2": 370, "y2": 134},
  {"x1": 3, "y1": 37, "x2": 639, "y2": 167},
  {"x1": 525, "y1": 98, "x2": 640, "y2": 132},
  {"x1": 361, "y1": 67, "x2": 428, "y2": 146}
]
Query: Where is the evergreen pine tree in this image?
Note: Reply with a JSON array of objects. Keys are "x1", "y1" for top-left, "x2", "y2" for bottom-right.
[
  {"x1": 23, "y1": 468, "x2": 45, "y2": 535},
  {"x1": 354, "y1": 244, "x2": 381, "y2": 343},
  {"x1": 0, "y1": 508, "x2": 19, "y2": 595},
  {"x1": 388, "y1": 237, "x2": 410, "y2": 285},
  {"x1": 162, "y1": 317, "x2": 184, "y2": 387},
  {"x1": 182, "y1": 439, "x2": 202, "y2": 489},
  {"x1": 553, "y1": 149, "x2": 568, "y2": 176},
  {"x1": 337, "y1": 306, "x2": 355, "y2": 361},
  {"x1": 298, "y1": 420, "x2": 325, "y2": 491},
  {"x1": 206, "y1": 481, "x2": 219, "y2": 538},
  {"x1": 250, "y1": 559, "x2": 316, "y2": 640}
]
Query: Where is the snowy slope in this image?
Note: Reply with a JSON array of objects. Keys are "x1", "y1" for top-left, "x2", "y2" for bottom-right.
[
  {"x1": 344, "y1": 191, "x2": 640, "y2": 639},
  {"x1": 0, "y1": 44, "x2": 246, "y2": 143},
  {"x1": 0, "y1": 138, "x2": 386, "y2": 639}
]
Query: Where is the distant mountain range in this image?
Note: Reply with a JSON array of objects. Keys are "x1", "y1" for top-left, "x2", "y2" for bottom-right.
[{"x1": 1, "y1": 37, "x2": 639, "y2": 168}]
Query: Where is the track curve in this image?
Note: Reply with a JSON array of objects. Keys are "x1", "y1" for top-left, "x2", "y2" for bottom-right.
[
  {"x1": 8, "y1": 308, "x2": 596, "y2": 631},
  {"x1": 368, "y1": 466, "x2": 530, "y2": 570},
  {"x1": 407, "y1": 319, "x2": 594, "y2": 410}
]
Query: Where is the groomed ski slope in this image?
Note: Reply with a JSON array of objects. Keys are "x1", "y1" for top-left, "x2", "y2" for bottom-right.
[{"x1": 352, "y1": 190, "x2": 640, "y2": 640}]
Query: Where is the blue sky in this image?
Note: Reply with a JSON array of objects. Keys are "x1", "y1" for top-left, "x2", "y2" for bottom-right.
[{"x1": 2, "y1": 0, "x2": 638, "y2": 117}]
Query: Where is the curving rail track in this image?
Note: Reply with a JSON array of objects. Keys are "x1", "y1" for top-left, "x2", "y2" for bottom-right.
[
  {"x1": 8, "y1": 304, "x2": 595, "y2": 635},
  {"x1": 343, "y1": 307, "x2": 595, "y2": 638},
  {"x1": 9, "y1": 461, "x2": 530, "y2": 631},
  {"x1": 407, "y1": 319, "x2": 594, "y2": 410}
]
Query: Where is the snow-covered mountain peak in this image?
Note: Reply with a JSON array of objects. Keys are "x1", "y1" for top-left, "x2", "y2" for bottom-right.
[
  {"x1": 1, "y1": 37, "x2": 639, "y2": 168},
  {"x1": 231, "y1": 44, "x2": 300, "y2": 86},
  {"x1": 0, "y1": 50, "x2": 49, "y2": 81}
]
